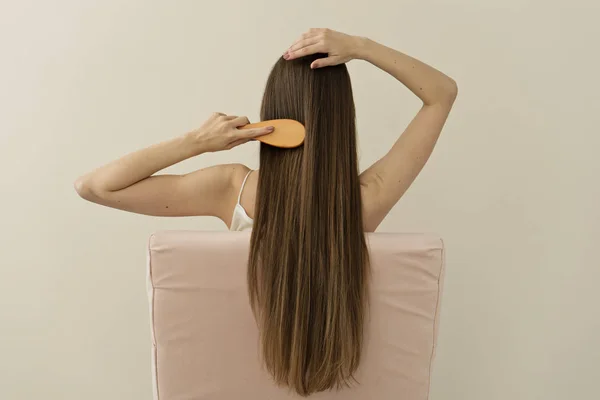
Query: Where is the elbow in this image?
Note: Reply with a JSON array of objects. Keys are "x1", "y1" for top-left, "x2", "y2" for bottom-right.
[
  {"x1": 425, "y1": 78, "x2": 458, "y2": 107},
  {"x1": 443, "y1": 78, "x2": 458, "y2": 105},
  {"x1": 74, "y1": 177, "x2": 95, "y2": 200},
  {"x1": 434, "y1": 77, "x2": 458, "y2": 107}
]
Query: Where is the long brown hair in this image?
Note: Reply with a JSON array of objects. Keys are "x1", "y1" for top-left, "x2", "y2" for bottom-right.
[{"x1": 247, "y1": 54, "x2": 369, "y2": 396}]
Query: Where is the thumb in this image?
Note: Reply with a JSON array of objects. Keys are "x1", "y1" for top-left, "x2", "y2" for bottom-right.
[{"x1": 310, "y1": 56, "x2": 341, "y2": 69}]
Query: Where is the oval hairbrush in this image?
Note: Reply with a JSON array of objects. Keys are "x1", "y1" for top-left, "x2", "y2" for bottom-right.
[{"x1": 239, "y1": 119, "x2": 305, "y2": 148}]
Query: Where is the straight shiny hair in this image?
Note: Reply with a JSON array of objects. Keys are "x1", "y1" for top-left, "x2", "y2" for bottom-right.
[{"x1": 247, "y1": 54, "x2": 370, "y2": 396}]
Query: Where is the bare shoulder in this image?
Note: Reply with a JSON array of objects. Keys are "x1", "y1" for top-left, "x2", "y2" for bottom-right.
[
  {"x1": 228, "y1": 163, "x2": 252, "y2": 186},
  {"x1": 184, "y1": 163, "x2": 250, "y2": 223},
  {"x1": 187, "y1": 162, "x2": 248, "y2": 192},
  {"x1": 211, "y1": 163, "x2": 251, "y2": 202},
  {"x1": 224, "y1": 163, "x2": 256, "y2": 223}
]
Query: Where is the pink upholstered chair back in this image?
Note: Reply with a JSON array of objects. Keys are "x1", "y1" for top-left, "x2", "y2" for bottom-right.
[{"x1": 147, "y1": 231, "x2": 445, "y2": 400}]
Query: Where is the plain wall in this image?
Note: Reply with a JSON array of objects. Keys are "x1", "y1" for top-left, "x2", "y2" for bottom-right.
[{"x1": 1, "y1": 1, "x2": 598, "y2": 399}]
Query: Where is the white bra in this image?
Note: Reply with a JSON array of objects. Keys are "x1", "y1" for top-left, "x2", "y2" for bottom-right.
[{"x1": 229, "y1": 170, "x2": 254, "y2": 231}]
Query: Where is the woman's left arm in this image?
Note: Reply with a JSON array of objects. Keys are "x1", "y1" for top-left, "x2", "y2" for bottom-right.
[{"x1": 74, "y1": 113, "x2": 271, "y2": 220}]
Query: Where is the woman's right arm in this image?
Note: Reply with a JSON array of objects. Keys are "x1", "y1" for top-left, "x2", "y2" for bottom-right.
[{"x1": 285, "y1": 30, "x2": 458, "y2": 231}]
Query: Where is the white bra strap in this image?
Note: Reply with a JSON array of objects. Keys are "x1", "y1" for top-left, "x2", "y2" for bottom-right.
[{"x1": 237, "y1": 170, "x2": 253, "y2": 204}]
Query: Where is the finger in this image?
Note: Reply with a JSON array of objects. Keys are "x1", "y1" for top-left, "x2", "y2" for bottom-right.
[
  {"x1": 311, "y1": 56, "x2": 342, "y2": 69},
  {"x1": 231, "y1": 116, "x2": 250, "y2": 127},
  {"x1": 287, "y1": 37, "x2": 320, "y2": 54},
  {"x1": 296, "y1": 30, "x2": 321, "y2": 43},
  {"x1": 225, "y1": 138, "x2": 250, "y2": 150},
  {"x1": 284, "y1": 30, "x2": 322, "y2": 55},
  {"x1": 223, "y1": 114, "x2": 237, "y2": 120},
  {"x1": 286, "y1": 43, "x2": 325, "y2": 60},
  {"x1": 241, "y1": 126, "x2": 274, "y2": 138}
]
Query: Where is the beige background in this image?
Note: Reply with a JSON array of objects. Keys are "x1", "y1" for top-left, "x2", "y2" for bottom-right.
[{"x1": 1, "y1": 1, "x2": 599, "y2": 399}]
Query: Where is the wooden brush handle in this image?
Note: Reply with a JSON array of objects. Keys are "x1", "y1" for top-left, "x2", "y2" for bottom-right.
[{"x1": 238, "y1": 119, "x2": 305, "y2": 149}]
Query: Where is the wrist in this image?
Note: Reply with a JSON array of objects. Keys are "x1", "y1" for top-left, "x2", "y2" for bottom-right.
[
  {"x1": 352, "y1": 36, "x2": 374, "y2": 61},
  {"x1": 182, "y1": 130, "x2": 209, "y2": 156}
]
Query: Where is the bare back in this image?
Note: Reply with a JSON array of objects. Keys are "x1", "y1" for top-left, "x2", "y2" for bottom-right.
[{"x1": 233, "y1": 166, "x2": 386, "y2": 233}]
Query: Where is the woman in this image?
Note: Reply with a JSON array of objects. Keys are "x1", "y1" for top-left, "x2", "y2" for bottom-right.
[{"x1": 75, "y1": 29, "x2": 457, "y2": 396}]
